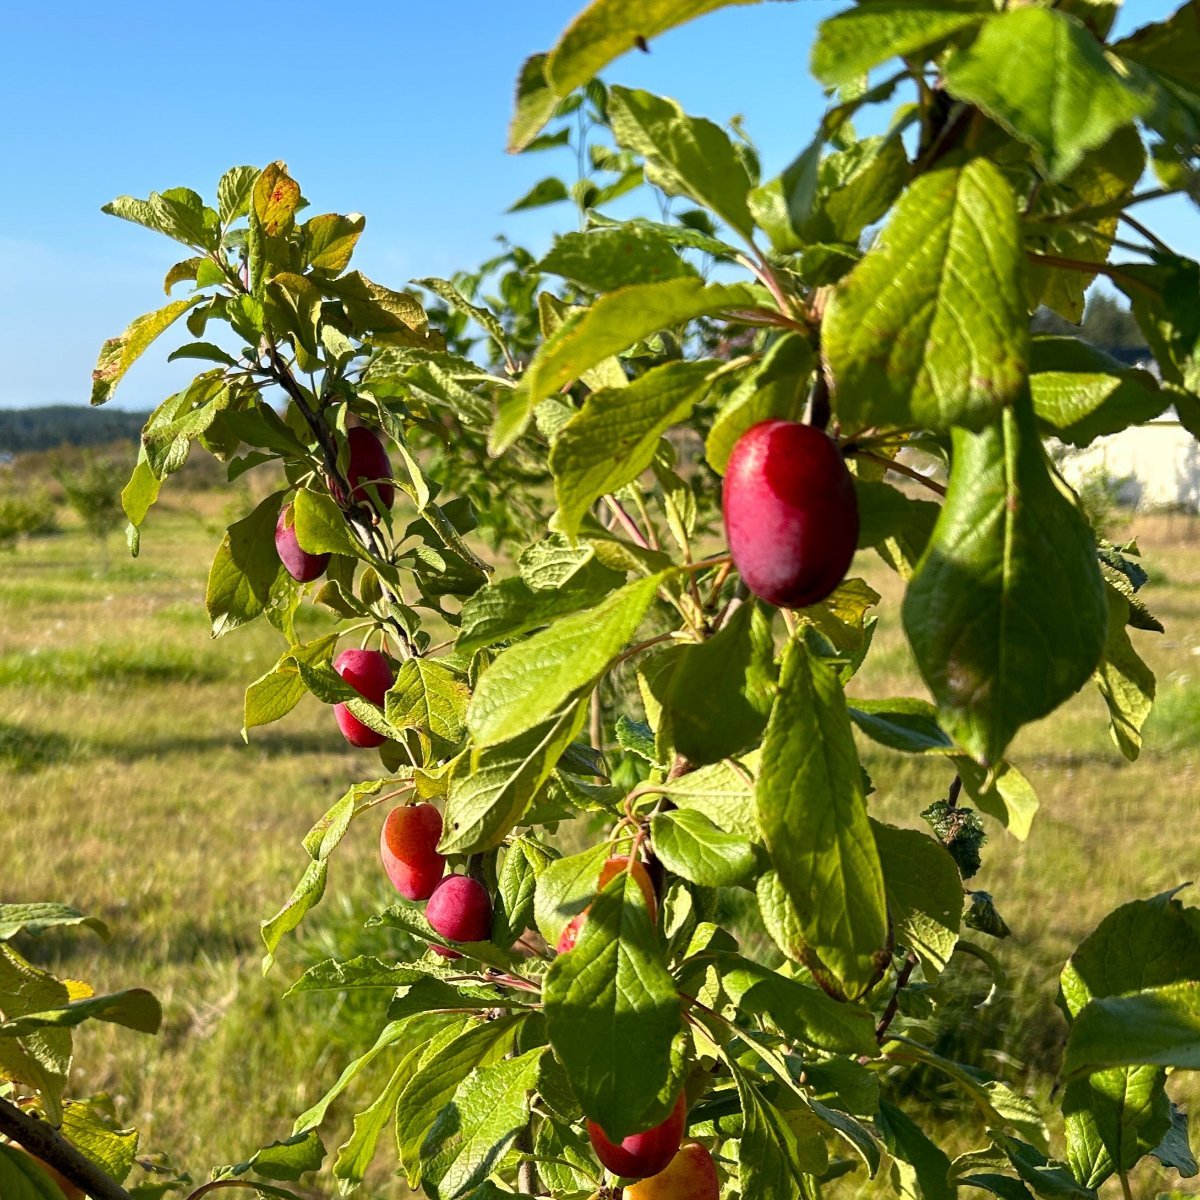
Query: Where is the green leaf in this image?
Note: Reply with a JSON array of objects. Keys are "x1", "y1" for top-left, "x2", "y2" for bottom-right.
[
  {"x1": 0, "y1": 946, "x2": 71, "y2": 1120},
  {"x1": 607, "y1": 86, "x2": 754, "y2": 240},
  {"x1": 706, "y1": 334, "x2": 813, "y2": 475},
  {"x1": 524, "y1": 278, "x2": 760, "y2": 409},
  {"x1": 1151, "y1": 1103, "x2": 1198, "y2": 1179},
  {"x1": 508, "y1": 176, "x2": 570, "y2": 212},
  {"x1": 387, "y1": 659, "x2": 469, "y2": 746},
  {"x1": 302, "y1": 211, "x2": 365, "y2": 275},
  {"x1": 509, "y1": 53, "x2": 558, "y2": 153},
  {"x1": 871, "y1": 821, "x2": 963, "y2": 978},
  {"x1": 534, "y1": 841, "x2": 620, "y2": 948},
  {"x1": 0, "y1": 987, "x2": 161, "y2": 1037},
  {"x1": 649, "y1": 809, "x2": 755, "y2": 887},
  {"x1": 285, "y1": 954, "x2": 429, "y2": 995},
  {"x1": 332, "y1": 1057, "x2": 407, "y2": 1190},
  {"x1": 441, "y1": 703, "x2": 586, "y2": 855},
  {"x1": 420, "y1": 1046, "x2": 546, "y2": 1200},
  {"x1": 733, "y1": 1068, "x2": 820, "y2": 1198},
  {"x1": 879, "y1": 1099, "x2": 955, "y2": 1200},
  {"x1": 217, "y1": 165, "x2": 258, "y2": 224},
  {"x1": 1060, "y1": 891, "x2": 1200, "y2": 1186},
  {"x1": 91, "y1": 298, "x2": 202, "y2": 406},
  {"x1": 849, "y1": 696, "x2": 954, "y2": 755},
  {"x1": 551, "y1": 359, "x2": 716, "y2": 536},
  {"x1": 102, "y1": 187, "x2": 219, "y2": 249},
  {"x1": 1065, "y1": 982, "x2": 1200, "y2": 1078},
  {"x1": 1030, "y1": 337, "x2": 1164, "y2": 446},
  {"x1": 1094, "y1": 588, "x2": 1156, "y2": 763},
  {"x1": 467, "y1": 573, "x2": 662, "y2": 746},
  {"x1": 0, "y1": 904, "x2": 109, "y2": 943},
  {"x1": 205, "y1": 492, "x2": 290, "y2": 637},
  {"x1": 825, "y1": 157, "x2": 1028, "y2": 433},
  {"x1": 991, "y1": 1133, "x2": 1097, "y2": 1200},
  {"x1": 217, "y1": 1129, "x2": 327, "y2": 1185},
  {"x1": 494, "y1": 838, "x2": 553, "y2": 950},
  {"x1": 802, "y1": 134, "x2": 911, "y2": 247},
  {"x1": 545, "y1": 0, "x2": 772, "y2": 96},
  {"x1": 260, "y1": 780, "x2": 391, "y2": 970},
  {"x1": 902, "y1": 398, "x2": 1107, "y2": 766},
  {"x1": 748, "y1": 139, "x2": 821, "y2": 255},
  {"x1": 291, "y1": 488, "x2": 360, "y2": 558},
  {"x1": 944, "y1": 7, "x2": 1150, "y2": 182},
  {"x1": 61, "y1": 1098, "x2": 139, "y2": 1186},
  {"x1": 652, "y1": 603, "x2": 776, "y2": 765},
  {"x1": 720, "y1": 957, "x2": 877, "y2": 1056},
  {"x1": 661, "y1": 755, "x2": 760, "y2": 841},
  {"x1": 540, "y1": 226, "x2": 697, "y2": 293},
  {"x1": 543, "y1": 873, "x2": 682, "y2": 1139},
  {"x1": 757, "y1": 638, "x2": 887, "y2": 995},
  {"x1": 243, "y1": 634, "x2": 339, "y2": 735},
  {"x1": 812, "y1": 2, "x2": 988, "y2": 87},
  {"x1": 415, "y1": 277, "x2": 508, "y2": 361},
  {"x1": 456, "y1": 566, "x2": 621, "y2": 656}
]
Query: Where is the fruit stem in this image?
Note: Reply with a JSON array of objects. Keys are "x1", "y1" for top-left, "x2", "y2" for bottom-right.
[
  {"x1": 603, "y1": 495, "x2": 651, "y2": 549},
  {"x1": 874, "y1": 951, "x2": 919, "y2": 1045}
]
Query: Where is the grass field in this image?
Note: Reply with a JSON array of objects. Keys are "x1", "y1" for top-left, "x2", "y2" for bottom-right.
[{"x1": 3, "y1": 490, "x2": 1199, "y2": 1198}]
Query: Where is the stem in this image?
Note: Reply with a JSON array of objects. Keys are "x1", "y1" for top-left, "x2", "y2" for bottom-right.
[
  {"x1": 0, "y1": 1096, "x2": 132, "y2": 1200},
  {"x1": 1121, "y1": 212, "x2": 1174, "y2": 257},
  {"x1": 875, "y1": 952, "x2": 919, "y2": 1045},
  {"x1": 808, "y1": 368, "x2": 831, "y2": 433},
  {"x1": 603, "y1": 496, "x2": 650, "y2": 549},
  {"x1": 946, "y1": 775, "x2": 963, "y2": 810},
  {"x1": 515, "y1": 1123, "x2": 540, "y2": 1196},
  {"x1": 1118, "y1": 1171, "x2": 1135, "y2": 1200},
  {"x1": 847, "y1": 448, "x2": 948, "y2": 498},
  {"x1": 1025, "y1": 252, "x2": 1158, "y2": 297}
]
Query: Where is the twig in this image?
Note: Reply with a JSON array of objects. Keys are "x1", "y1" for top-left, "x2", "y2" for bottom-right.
[
  {"x1": 1121, "y1": 212, "x2": 1174, "y2": 257},
  {"x1": 847, "y1": 448, "x2": 947, "y2": 498},
  {"x1": 875, "y1": 952, "x2": 919, "y2": 1045},
  {"x1": 1025, "y1": 253, "x2": 1157, "y2": 297},
  {"x1": 603, "y1": 496, "x2": 650, "y2": 549},
  {"x1": 0, "y1": 1095, "x2": 131, "y2": 1200}
]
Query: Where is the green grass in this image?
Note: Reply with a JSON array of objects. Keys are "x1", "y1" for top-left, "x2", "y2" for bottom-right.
[{"x1": 2, "y1": 501, "x2": 1199, "y2": 1198}]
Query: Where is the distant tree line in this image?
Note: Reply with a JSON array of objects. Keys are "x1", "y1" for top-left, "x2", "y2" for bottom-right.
[
  {"x1": 1032, "y1": 291, "x2": 1150, "y2": 365},
  {"x1": 0, "y1": 406, "x2": 148, "y2": 454}
]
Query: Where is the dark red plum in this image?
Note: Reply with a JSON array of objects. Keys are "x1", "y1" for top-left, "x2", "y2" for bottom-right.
[
  {"x1": 426, "y1": 875, "x2": 492, "y2": 944},
  {"x1": 274, "y1": 503, "x2": 331, "y2": 582},
  {"x1": 330, "y1": 426, "x2": 395, "y2": 511},
  {"x1": 587, "y1": 1092, "x2": 687, "y2": 1180},
  {"x1": 722, "y1": 419, "x2": 858, "y2": 608},
  {"x1": 380, "y1": 804, "x2": 446, "y2": 900}
]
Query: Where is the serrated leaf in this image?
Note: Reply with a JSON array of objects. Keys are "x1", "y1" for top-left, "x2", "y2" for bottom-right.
[
  {"x1": 650, "y1": 809, "x2": 755, "y2": 887},
  {"x1": 1094, "y1": 587, "x2": 1156, "y2": 762},
  {"x1": 871, "y1": 821, "x2": 963, "y2": 978},
  {"x1": 217, "y1": 165, "x2": 258, "y2": 224},
  {"x1": 523, "y1": 278, "x2": 760, "y2": 409},
  {"x1": 812, "y1": 2, "x2": 988, "y2": 86},
  {"x1": 0, "y1": 905, "x2": 109, "y2": 943},
  {"x1": 292, "y1": 488, "x2": 360, "y2": 557},
  {"x1": 508, "y1": 176, "x2": 570, "y2": 212},
  {"x1": 243, "y1": 634, "x2": 338, "y2": 735},
  {"x1": 902, "y1": 397, "x2": 1107, "y2": 766},
  {"x1": 757, "y1": 638, "x2": 887, "y2": 995},
  {"x1": 387, "y1": 659, "x2": 469, "y2": 746},
  {"x1": 543, "y1": 874, "x2": 681, "y2": 1139},
  {"x1": 945, "y1": 7, "x2": 1150, "y2": 182},
  {"x1": 540, "y1": 226, "x2": 697, "y2": 292},
  {"x1": 91, "y1": 298, "x2": 203, "y2": 406},
  {"x1": 662, "y1": 756, "x2": 760, "y2": 841},
  {"x1": 0, "y1": 987, "x2": 160, "y2": 1038},
  {"x1": 545, "y1": 0, "x2": 771, "y2": 96},
  {"x1": 206, "y1": 491, "x2": 290, "y2": 637},
  {"x1": 551, "y1": 359, "x2": 716, "y2": 536},
  {"x1": 1066, "y1": 982, "x2": 1200, "y2": 1078},
  {"x1": 420, "y1": 1047, "x2": 546, "y2": 1200},
  {"x1": 607, "y1": 86, "x2": 754, "y2": 240},
  {"x1": 734, "y1": 1068, "x2": 820, "y2": 1198},
  {"x1": 825, "y1": 157, "x2": 1027, "y2": 434},
  {"x1": 467, "y1": 573, "x2": 662, "y2": 746},
  {"x1": 441, "y1": 703, "x2": 586, "y2": 855},
  {"x1": 303, "y1": 212, "x2": 365, "y2": 275}
]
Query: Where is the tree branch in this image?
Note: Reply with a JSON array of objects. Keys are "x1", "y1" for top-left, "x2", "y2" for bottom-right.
[
  {"x1": 875, "y1": 952, "x2": 918, "y2": 1045},
  {"x1": 0, "y1": 1096, "x2": 131, "y2": 1200},
  {"x1": 846, "y1": 448, "x2": 948, "y2": 498}
]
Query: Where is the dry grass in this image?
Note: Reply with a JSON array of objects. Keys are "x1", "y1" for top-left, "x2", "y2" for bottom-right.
[{"x1": 2, "y1": 496, "x2": 1199, "y2": 1198}]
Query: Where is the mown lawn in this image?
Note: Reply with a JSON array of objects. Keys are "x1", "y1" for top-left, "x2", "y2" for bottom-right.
[{"x1": 3, "y1": 492, "x2": 1199, "y2": 1198}]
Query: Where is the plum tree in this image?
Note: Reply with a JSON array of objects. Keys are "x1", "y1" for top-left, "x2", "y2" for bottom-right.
[
  {"x1": 332, "y1": 648, "x2": 393, "y2": 748},
  {"x1": 587, "y1": 1092, "x2": 686, "y2": 1180},
  {"x1": 557, "y1": 856, "x2": 657, "y2": 953},
  {"x1": 425, "y1": 875, "x2": 492, "y2": 944},
  {"x1": 273, "y1": 502, "x2": 330, "y2": 582},
  {"x1": 330, "y1": 426, "x2": 395, "y2": 512},
  {"x1": 627, "y1": 1142, "x2": 719, "y2": 1200},
  {"x1": 379, "y1": 804, "x2": 446, "y2": 900},
  {"x1": 722, "y1": 420, "x2": 858, "y2": 608}
]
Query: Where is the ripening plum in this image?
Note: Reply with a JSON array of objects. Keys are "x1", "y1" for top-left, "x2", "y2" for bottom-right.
[
  {"x1": 627, "y1": 1142, "x2": 719, "y2": 1200},
  {"x1": 380, "y1": 804, "x2": 446, "y2": 900},
  {"x1": 274, "y1": 502, "x2": 331, "y2": 582},
  {"x1": 330, "y1": 426, "x2": 395, "y2": 511},
  {"x1": 426, "y1": 875, "x2": 492, "y2": 944},
  {"x1": 12, "y1": 1149, "x2": 83, "y2": 1200},
  {"x1": 722, "y1": 419, "x2": 859, "y2": 608},
  {"x1": 587, "y1": 1092, "x2": 686, "y2": 1180},
  {"x1": 556, "y1": 911, "x2": 587, "y2": 954},
  {"x1": 333, "y1": 647, "x2": 394, "y2": 748}
]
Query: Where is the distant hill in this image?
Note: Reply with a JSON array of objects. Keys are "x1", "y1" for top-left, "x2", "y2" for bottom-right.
[{"x1": 0, "y1": 406, "x2": 148, "y2": 453}]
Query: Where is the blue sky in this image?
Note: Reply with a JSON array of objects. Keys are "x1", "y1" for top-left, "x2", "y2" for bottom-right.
[{"x1": 0, "y1": 0, "x2": 1194, "y2": 411}]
